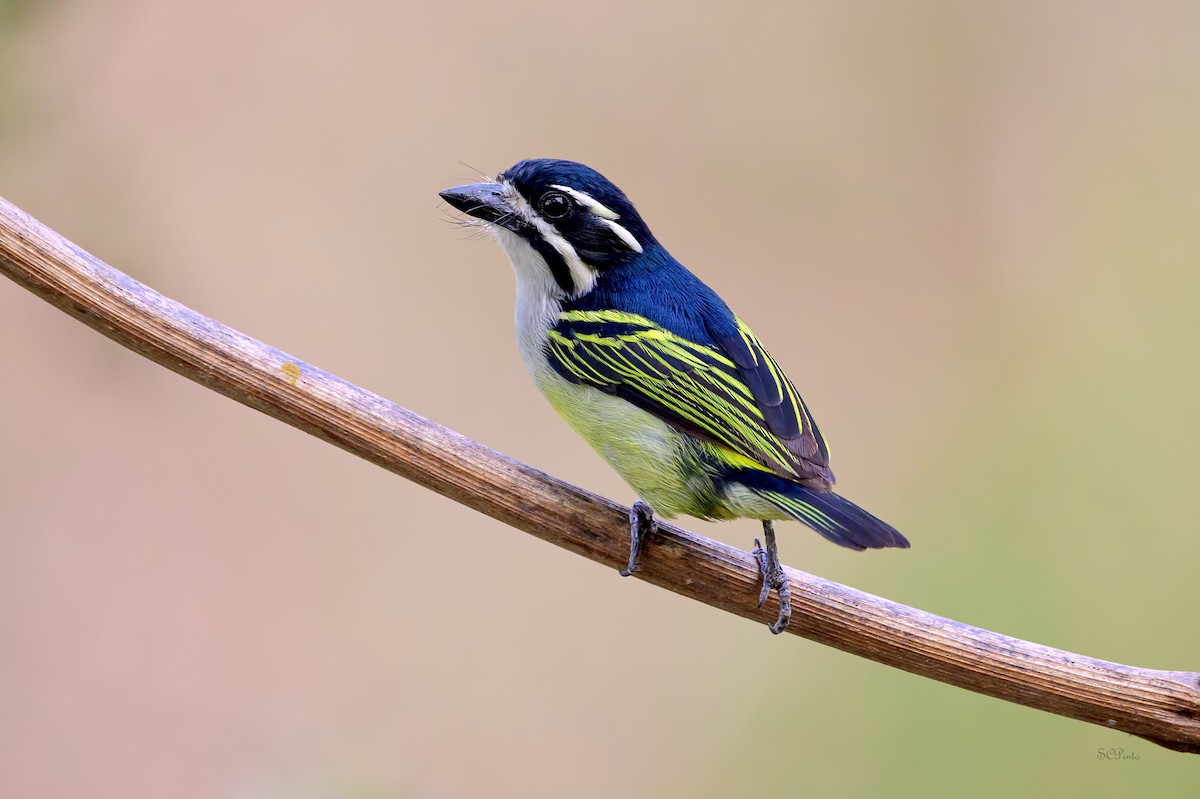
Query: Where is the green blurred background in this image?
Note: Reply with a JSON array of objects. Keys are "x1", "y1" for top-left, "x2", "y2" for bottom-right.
[{"x1": 2, "y1": 1, "x2": 1198, "y2": 796}]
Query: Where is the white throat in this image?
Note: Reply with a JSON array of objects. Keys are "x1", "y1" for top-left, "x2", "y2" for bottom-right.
[{"x1": 494, "y1": 229, "x2": 568, "y2": 371}]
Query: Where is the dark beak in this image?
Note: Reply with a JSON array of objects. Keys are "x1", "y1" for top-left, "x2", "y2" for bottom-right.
[{"x1": 439, "y1": 182, "x2": 524, "y2": 232}]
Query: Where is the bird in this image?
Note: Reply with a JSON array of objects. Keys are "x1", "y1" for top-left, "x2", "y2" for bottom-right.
[{"x1": 439, "y1": 159, "x2": 909, "y2": 633}]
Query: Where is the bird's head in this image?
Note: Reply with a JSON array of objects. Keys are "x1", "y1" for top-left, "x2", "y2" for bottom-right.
[{"x1": 440, "y1": 159, "x2": 656, "y2": 299}]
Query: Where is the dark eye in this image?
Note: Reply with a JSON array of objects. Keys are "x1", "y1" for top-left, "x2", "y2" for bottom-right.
[{"x1": 538, "y1": 191, "x2": 571, "y2": 219}]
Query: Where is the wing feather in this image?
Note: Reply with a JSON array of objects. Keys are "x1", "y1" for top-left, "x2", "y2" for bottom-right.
[
  {"x1": 712, "y1": 318, "x2": 830, "y2": 465},
  {"x1": 546, "y1": 310, "x2": 834, "y2": 487}
]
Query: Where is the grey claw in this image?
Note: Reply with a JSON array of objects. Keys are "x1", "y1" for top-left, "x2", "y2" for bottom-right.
[
  {"x1": 622, "y1": 501, "x2": 656, "y2": 576},
  {"x1": 752, "y1": 538, "x2": 770, "y2": 607},
  {"x1": 756, "y1": 521, "x2": 792, "y2": 634}
]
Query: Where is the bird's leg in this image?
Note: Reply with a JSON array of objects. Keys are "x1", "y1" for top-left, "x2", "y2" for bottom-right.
[
  {"x1": 620, "y1": 501, "x2": 656, "y2": 576},
  {"x1": 753, "y1": 520, "x2": 792, "y2": 634}
]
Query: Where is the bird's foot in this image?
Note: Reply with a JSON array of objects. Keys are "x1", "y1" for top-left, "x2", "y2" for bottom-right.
[
  {"x1": 620, "y1": 501, "x2": 656, "y2": 577},
  {"x1": 753, "y1": 520, "x2": 792, "y2": 634}
]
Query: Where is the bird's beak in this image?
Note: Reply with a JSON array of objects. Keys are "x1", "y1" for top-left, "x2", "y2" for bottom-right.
[{"x1": 439, "y1": 182, "x2": 526, "y2": 233}]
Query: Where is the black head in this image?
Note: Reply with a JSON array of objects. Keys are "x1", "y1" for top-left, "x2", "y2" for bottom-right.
[{"x1": 440, "y1": 159, "x2": 656, "y2": 295}]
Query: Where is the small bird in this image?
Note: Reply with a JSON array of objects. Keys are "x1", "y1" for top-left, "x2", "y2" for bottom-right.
[{"x1": 440, "y1": 159, "x2": 909, "y2": 633}]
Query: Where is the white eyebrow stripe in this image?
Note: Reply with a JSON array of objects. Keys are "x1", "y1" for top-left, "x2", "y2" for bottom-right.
[
  {"x1": 550, "y1": 184, "x2": 620, "y2": 220},
  {"x1": 500, "y1": 179, "x2": 597, "y2": 297},
  {"x1": 599, "y1": 218, "x2": 644, "y2": 254}
]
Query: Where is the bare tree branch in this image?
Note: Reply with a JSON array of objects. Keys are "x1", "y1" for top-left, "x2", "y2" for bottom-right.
[{"x1": 2, "y1": 194, "x2": 1197, "y2": 754}]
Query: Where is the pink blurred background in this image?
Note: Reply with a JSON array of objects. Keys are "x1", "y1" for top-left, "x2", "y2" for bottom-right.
[{"x1": 2, "y1": 2, "x2": 1198, "y2": 796}]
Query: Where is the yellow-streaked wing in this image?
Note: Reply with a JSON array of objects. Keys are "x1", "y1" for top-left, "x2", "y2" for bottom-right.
[{"x1": 545, "y1": 309, "x2": 834, "y2": 487}]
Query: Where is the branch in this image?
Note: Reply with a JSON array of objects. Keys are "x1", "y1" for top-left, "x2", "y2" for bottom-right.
[{"x1": 2, "y1": 195, "x2": 1198, "y2": 755}]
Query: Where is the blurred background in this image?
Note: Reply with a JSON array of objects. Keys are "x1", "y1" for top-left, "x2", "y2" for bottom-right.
[{"x1": 2, "y1": 1, "x2": 1198, "y2": 796}]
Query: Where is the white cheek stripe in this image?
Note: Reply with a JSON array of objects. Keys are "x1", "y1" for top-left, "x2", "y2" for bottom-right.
[
  {"x1": 501, "y1": 180, "x2": 597, "y2": 297},
  {"x1": 599, "y1": 218, "x2": 644, "y2": 254},
  {"x1": 545, "y1": 231, "x2": 597, "y2": 297},
  {"x1": 550, "y1": 184, "x2": 620, "y2": 220}
]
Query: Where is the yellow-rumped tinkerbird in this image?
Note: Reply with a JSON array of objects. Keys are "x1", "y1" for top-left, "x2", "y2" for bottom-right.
[{"x1": 440, "y1": 159, "x2": 909, "y2": 633}]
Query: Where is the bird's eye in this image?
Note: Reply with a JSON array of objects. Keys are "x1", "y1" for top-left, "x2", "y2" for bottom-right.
[{"x1": 538, "y1": 191, "x2": 571, "y2": 219}]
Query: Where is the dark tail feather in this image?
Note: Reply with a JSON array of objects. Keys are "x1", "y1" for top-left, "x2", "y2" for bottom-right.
[{"x1": 758, "y1": 484, "x2": 910, "y2": 551}]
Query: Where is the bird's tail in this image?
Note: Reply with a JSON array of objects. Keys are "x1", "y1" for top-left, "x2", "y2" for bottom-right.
[{"x1": 752, "y1": 479, "x2": 910, "y2": 551}]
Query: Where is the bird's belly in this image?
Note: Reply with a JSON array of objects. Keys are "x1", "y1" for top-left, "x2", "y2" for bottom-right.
[{"x1": 529, "y1": 367, "x2": 721, "y2": 519}]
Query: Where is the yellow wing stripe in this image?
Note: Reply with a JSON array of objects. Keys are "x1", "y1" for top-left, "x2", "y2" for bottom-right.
[
  {"x1": 693, "y1": 369, "x2": 762, "y2": 418},
  {"x1": 631, "y1": 365, "x2": 787, "y2": 465},
  {"x1": 761, "y1": 492, "x2": 842, "y2": 533},
  {"x1": 549, "y1": 312, "x2": 804, "y2": 478},
  {"x1": 572, "y1": 340, "x2": 776, "y2": 460},
  {"x1": 736, "y1": 319, "x2": 759, "y2": 364},
  {"x1": 710, "y1": 446, "x2": 776, "y2": 473},
  {"x1": 704, "y1": 364, "x2": 755, "y2": 400},
  {"x1": 560, "y1": 309, "x2": 736, "y2": 368},
  {"x1": 548, "y1": 333, "x2": 612, "y2": 385},
  {"x1": 735, "y1": 317, "x2": 830, "y2": 458},
  {"x1": 558, "y1": 309, "x2": 652, "y2": 325},
  {"x1": 672, "y1": 337, "x2": 736, "y2": 369}
]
